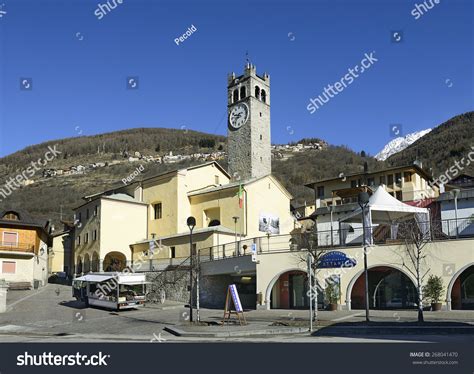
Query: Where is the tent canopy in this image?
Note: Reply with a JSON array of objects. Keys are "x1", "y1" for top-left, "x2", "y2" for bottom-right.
[
  {"x1": 74, "y1": 274, "x2": 115, "y2": 283},
  {"x1": 338, "y1": 186, "x2": 429, "y2": 224}
]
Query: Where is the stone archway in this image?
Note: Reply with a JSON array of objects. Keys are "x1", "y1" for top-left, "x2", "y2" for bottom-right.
[
  {"x1": 76, "y1": 256, "x2": 83, "y2": 274},
  {"x1": 347, "y1": 265, "x2": 417, "y2": 310},
  {"x1": 83, "y1": 254, "x2": 91, "y2": 273},
  {"x1": 265, "y1": 268, "x2": 308, "y2": 310},
  {"x1": 103, "y1": 252, "x2": 127, "y2": 272},
  {"x1": 447, "y1": 263, "x2": 474, "y2": 310},
  {"x1": 91, "y1": 252, "x2": 100, "y2": 272}
]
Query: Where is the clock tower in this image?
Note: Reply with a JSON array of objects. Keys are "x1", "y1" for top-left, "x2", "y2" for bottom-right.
[{"x1": 227, "y1": 63, "x2": 271, "y2": 181}]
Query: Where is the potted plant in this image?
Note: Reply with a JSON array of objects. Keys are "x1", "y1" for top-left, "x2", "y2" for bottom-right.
[
  {"x1": 423, "y1": 275, "x2": 444, "y2": 311},
  {"x1": 325, "y1": 282, "x2": 339, "y2": 311}
]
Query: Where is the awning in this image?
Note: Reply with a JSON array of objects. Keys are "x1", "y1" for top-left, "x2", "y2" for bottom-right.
[
  {"x1": 338, "y1": 186, "x2": 429, "y2": 224},
  {"x1": 120, "y1": 281, "x2": 151, "y2": 285},
  {"x1": 74, "y1": 274, "x2": 115, "y2": 282}
]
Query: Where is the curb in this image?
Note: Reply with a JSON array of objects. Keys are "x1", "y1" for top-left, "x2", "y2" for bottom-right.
[
  {"x1": 164, "y1": 326, "x2": 308, "y2": 337},
  {"x1": 315, "y1": 326, "x2": 474, "y2": 336}
]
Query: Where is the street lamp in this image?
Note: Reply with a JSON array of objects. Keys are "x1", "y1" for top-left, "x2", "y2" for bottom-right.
[
  {"x1": 232, "y1": 216, "x2": 240, "y2": 256},
  {"x1": 187, "y1": 216, "x2": 196, "y2": 322},
  {"x1": 358, "y1": 191, "x2": 370, "y2": 323},
  {"x1": 452, "y1": 189, "x2": 460, "y2": 238}
]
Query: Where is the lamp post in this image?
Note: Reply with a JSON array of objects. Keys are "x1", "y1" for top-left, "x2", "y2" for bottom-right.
[
  {"x1": 452, "y1": 189, "x2": 460, "y2": 238},
  {"x1": 307, "y1": 252, "x2": 313, "y2": 332},
  {"x1": 358, "y1": 191, "x2": 370, "y2": 323},
  {"x1": 187, "y1": 216, "x2": 196, "y2": 323},
  {"x1": 232, "y1": 216, "x2": 239, "y2": 256}
]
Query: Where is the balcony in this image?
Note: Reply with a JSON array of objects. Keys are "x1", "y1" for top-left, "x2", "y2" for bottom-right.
[
  {"x1": 0, "y1": 241, "x2": 35, "y2": 254},
  {"x1": 197, "y1": 218, "x2": 474, "y2": 262}
]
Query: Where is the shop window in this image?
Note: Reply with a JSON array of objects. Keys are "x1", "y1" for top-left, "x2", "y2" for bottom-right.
[{"x1": 379, "y1": 175, "x2": 386, "y2": 185}]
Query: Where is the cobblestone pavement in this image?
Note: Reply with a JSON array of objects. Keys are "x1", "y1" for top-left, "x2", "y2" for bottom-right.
[{"x1": 0, "y1": 284, "x2": 472, "y2": 343}]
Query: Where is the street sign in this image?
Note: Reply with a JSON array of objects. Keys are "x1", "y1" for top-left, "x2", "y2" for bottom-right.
[
  {"x1": 222, "y1": 284, "x2": 246, "y2": 325},
  {"x1": 251, "y1": 243, "x2": 257, "y2": 263},
  {"x1": 317, "y1": 251, "x2": 356, "y2": 268},
  {"x1": 229, "y1": 284, "x2": 243, "y2": 312}
]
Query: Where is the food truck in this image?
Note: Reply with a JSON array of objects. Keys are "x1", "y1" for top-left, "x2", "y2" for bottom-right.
[{"x1": 72, "y1": 272, "x2": 149, "y2": 311}]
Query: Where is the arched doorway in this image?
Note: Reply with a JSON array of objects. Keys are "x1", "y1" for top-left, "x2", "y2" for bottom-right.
[
  {"x1": 450, "y1": 265, "x2": 474, "y2": 310},
  {"x1": 350, "y1": 266, "x2": 417, "y2": 310},
  {"x1": 103, "y1": 252, "x2": 127, "y2": 272},
  {"x1": 91, "y1": 252, "x2": 100, "y2": 272},
  {"x1": 83, "y1": 254, "x2": 91, "y2": 273},
  {"x1": 269, "y1": 270, "x2": 311, "y2": 309},
  {"x1": 76, "y1": 256, "x2": 83, "y2": 274}
]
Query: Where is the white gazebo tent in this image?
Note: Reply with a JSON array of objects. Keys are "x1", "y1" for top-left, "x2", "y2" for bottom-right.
[{"x1": 337, "y1": 186, "x2": 431, "y2": 245}]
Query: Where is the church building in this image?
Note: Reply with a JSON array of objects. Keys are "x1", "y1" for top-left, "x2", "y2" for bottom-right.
[{"x1": 72, "y1": 64, "x2": 295, "y2": 308}]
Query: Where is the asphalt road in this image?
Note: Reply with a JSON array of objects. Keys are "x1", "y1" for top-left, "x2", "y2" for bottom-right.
[{"x1": 0, "y1": 284, "x2": 473, "y2": 343}]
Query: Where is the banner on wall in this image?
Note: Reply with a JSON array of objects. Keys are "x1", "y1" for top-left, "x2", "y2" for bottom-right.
[{"x1": 258, "y1": 213, "x2": 280, "y2": 234}]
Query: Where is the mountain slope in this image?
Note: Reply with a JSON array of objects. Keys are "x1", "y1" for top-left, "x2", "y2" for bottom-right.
[
  {"x1": 386, "y1": 111, "x2": 474, "y2": 176},
  {"x1": 0, "y1": 129, "x2": 385, "y2": 225},
  {"x1": 375, "y1": 129, "x2": 432, "y2": 161}
]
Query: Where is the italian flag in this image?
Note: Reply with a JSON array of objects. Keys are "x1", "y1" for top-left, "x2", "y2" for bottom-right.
[{"x1": 237, "y1": 184, "x2": 244, "y2": 208}]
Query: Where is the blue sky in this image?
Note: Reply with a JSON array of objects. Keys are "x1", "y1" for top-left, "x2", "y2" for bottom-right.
[{"x1": 0, "y1": 0, "x2": 472, "y2": 157}]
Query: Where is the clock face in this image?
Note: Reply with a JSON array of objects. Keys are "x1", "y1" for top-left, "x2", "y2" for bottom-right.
[{"x1": 229, "y1": 103, "x2": 249, "y2": 129}]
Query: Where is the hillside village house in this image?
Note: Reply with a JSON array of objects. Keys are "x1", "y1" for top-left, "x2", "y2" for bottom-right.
[
  {"x1": 0, "y1": 210, "x2": 50, "y2": 288},
  {"x1": 71, "y1": 64, "x2": 474, "y2": 312}
]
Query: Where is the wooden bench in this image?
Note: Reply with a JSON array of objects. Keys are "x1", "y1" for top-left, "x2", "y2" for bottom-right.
[{"x1": 8, "y1": 282, "x2": 32, "y2": 290}]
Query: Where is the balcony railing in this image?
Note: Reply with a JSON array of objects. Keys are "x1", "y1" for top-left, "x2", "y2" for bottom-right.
[
  {"x1": 197, "y1": 217, "x2": 474, "y2": 262},
  {"x1": 0, "y1": 242, "x2": 35, "y2": 253}
]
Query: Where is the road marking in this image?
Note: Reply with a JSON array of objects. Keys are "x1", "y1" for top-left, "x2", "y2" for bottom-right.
[
  {"x1": 331, "y1": 313, "x2": 363, "y2": 322},
  {"x1": 6, "y1": 285, "x2": 50, "y2": 311}
]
